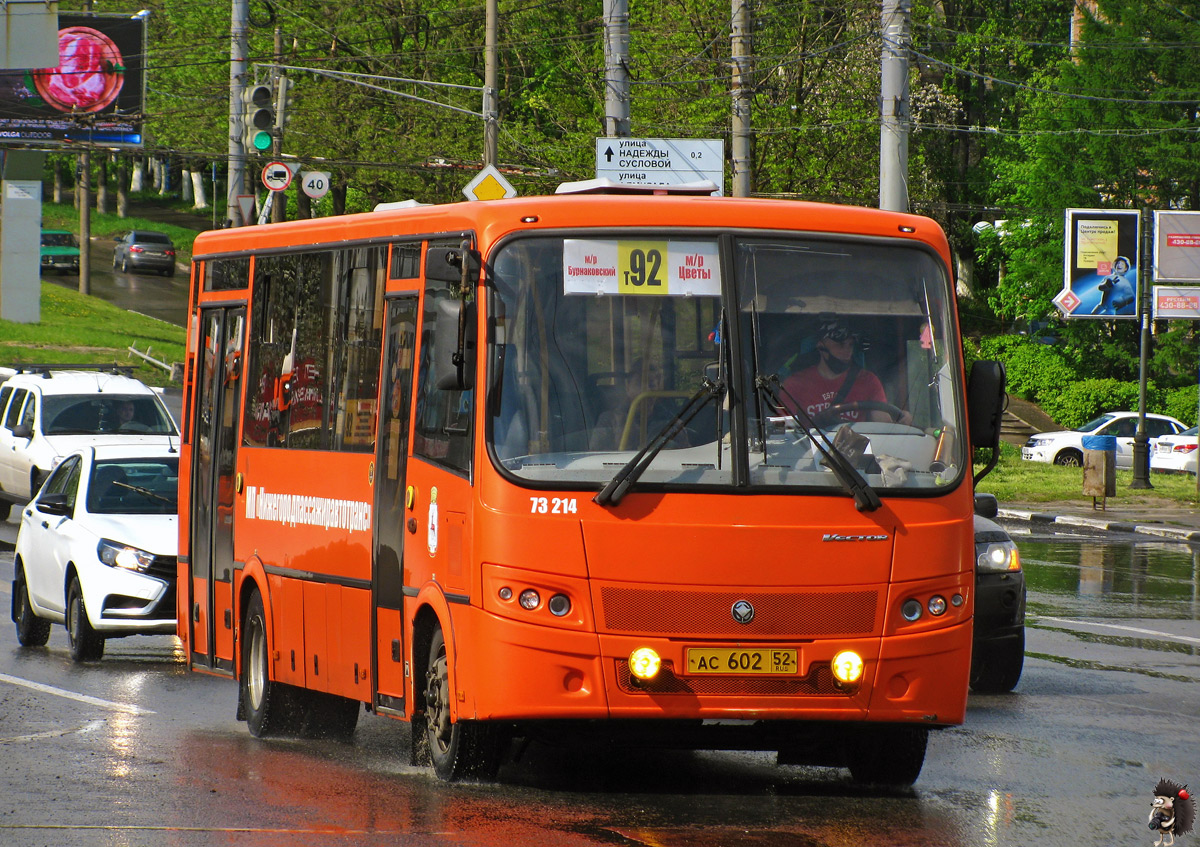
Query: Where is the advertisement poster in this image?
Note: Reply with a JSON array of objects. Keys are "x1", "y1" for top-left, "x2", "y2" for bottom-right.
[
  {"x1": 1154, "y1": 210, "x2": 1200, "y2": 284},
  {"x1": 0, "y1": 14, "x2": 145, "y2": 147},
  {"x1": 1055, "y1": 208, "x2": 1141, "y2": 319}
]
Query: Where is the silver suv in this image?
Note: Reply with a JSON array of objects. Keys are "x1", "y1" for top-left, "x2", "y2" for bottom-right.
[{"x1": 0, "y1": 366, "x2": 178, "y2": 519}]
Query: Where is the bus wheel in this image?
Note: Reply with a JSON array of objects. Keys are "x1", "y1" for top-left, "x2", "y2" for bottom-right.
[
  {"x1": 241, "y1": 589, "x2": 296, "y2": 737},
  {"x1": 845, "y1": 726, "x2": 927, "y2": 787},
  {"x1": 13, "y1": 562, "x2": 51, "y2": 647},
  {"x1": 423, "y1": 626, "x2": 503, "y2": 781},
  {"x1": 66, "y1": 577, "x2": 105, "y2": 662}
]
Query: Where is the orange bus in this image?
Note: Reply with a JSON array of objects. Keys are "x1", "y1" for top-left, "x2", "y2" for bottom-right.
[{"x1": 178, "y1": 182, "x2": 1006, "y2": 785}]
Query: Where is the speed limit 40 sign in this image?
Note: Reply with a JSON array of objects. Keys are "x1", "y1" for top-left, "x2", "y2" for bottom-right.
[{"x1": 300, "y1": 172, "x2": 331, "y2": 200}]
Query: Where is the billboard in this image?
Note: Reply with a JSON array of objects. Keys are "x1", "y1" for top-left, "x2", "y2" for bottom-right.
[
  {"x1": 1054, "y1": 208, "x2": 1141, "y2": 319},
  {"x1": 0, "y1": 14, "x2": 145, "y2": 147},
  {"x1": 1154, "y1": 210, "x2": 1200, "y2": 284}
]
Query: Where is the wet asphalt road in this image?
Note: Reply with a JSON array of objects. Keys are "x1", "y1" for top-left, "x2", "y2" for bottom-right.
[
  {"x1": 1, "y1": 526, "x2": 1197, "y2": 847},
  {"x1": 43, "y1": 236, "x2": 188, "y2": 327}
]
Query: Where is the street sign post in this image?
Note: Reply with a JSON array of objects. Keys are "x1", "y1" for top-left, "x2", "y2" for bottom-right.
[{"x1": 594, "y1": 138, "x2": 723, "y2": 194}]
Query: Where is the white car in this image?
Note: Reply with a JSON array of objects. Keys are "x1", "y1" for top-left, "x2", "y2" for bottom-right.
[
  {"x1": 1151, "y1": 425, "x2": 1199, "y2": 475},
  {"x1": 1021, "y1": 411, "x2": 1185, "y2": 469},
  {"x1": 11, "y1": 444, "x2": 179, "y2": 662},
  {"x1": 0, "y1": 366, "x2": 178, "y2": 519}
]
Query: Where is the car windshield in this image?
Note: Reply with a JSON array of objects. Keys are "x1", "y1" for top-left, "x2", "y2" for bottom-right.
[
  {"x1": 42, "y1": 394, "x2": 177, "y2": 435},
  {"x1": 1077, "y1": 414, "x2": 1118, "y2": 433},
  {"x1": 42, "y1": 233, "x2": 77, "y2": 247},
  {"x1": 488, "y1": 233, "x2": 964, "y2": 494},
  {"x1": 87, "y1": 457, "x2": 179, "y2": 514}
]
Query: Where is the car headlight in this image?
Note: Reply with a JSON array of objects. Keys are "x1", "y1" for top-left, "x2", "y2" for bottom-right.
[
  {"x1": 97, "y1": 539, "x2": 156, "y2": 573},
  {"x1": 1025, "y1": 437, "x2": 1049, "y2": 448},
  {"x1": 976, "y1": 538, "x2": 1021, "y2": 573}
]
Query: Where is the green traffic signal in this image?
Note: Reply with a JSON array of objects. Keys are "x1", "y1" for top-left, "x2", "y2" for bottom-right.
[{"x1": 250, "y1": 130, "x2": 273, "y2": 152}]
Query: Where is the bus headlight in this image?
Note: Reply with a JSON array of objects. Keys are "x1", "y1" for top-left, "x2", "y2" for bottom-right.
[
  {"x1": 628, "y1": 647, "x2": 662, "y2": 681},
  {"x1": 831, "y1": 650, "x2": 864, "y2": 685}
]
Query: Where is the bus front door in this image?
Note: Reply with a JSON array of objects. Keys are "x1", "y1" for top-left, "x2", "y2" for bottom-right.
[
  {"x1": 188, "y1": 306, "x2": 246, "y2": 676},
  {"x1": 372, "y1": 297, "x2": 417, "y2": 715}
]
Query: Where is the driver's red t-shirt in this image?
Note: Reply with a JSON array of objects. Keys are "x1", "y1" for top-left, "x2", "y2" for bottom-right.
[{"x1": 780, "y1": 366, "x2": 887, "y2": 421}]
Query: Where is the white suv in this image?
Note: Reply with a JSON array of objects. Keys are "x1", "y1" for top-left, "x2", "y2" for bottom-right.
[
  {"x1": 0, "y1": 367, "x2": 178, "y2": 519},
  {"x1": 1021, "y1": 411, "x2": 1185, "y2": 468}
]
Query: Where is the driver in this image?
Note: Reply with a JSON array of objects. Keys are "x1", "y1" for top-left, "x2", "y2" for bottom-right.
[{"x1": 780, "y1": 316, "x2": 911, "y2": 425}]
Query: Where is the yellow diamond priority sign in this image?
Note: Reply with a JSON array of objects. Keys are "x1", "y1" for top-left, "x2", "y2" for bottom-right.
[{"x1": 463, "y1": 164, "x2": 517, "y2": 201}]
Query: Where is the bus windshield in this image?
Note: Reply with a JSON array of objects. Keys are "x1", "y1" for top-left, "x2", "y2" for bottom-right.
[{"x1": 488, "y1": 233, "x2": 965, "y2": 494}]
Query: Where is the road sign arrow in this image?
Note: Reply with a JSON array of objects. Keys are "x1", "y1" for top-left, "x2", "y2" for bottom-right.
[{"x1": 604, "y1": 146, "x2": 614, "y2": 162}]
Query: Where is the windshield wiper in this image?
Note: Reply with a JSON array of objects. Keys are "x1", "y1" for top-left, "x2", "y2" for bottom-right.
[
  {"x1": 112, "y1": 480, "x2": 175, "y2": 506},
  {"x1": 756, "y1": 374, "x2": 881, "y2": 512},
  {"x1": 594, "y1": 377, "x2": 725, "y2": 507}
]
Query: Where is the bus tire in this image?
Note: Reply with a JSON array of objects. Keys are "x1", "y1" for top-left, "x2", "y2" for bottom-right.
[
  {"x1": 845, "y1": 725, "x2": 927, "y2": 787},
  {"x1": 423, "y1": 626, "x2": 503, "y2": 781},
  {"x1": 66, "y1": 577, "x2": 105, "y2": 662},
  {"x1": 241, "y1": 589, "x2": 297, "y2": 737},
  {"x1": 13, "y1": 561, "x2": 51, "y2": 647}
]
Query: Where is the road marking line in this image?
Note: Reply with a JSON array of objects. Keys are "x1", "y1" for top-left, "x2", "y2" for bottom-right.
[
  {"x1": 0, "y1": 672, "x2": 154, "y2": 715},
  {"x1": 0, "y1": 719, "x2": 105, "y2": 744},
  {"x1": 1037, "y1": 616, "x2": 1200, "y2": 646}
]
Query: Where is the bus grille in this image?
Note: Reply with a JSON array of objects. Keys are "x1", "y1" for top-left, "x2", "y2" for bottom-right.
[
  {"x1": 615, "y1": 659, "x2": 842, "y2": 696},
  {"x1": 599, "y1": 587, "x2": 877, "y2": 638}
]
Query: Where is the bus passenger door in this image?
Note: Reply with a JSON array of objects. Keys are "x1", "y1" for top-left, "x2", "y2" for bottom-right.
[
  {"x1": 372, "y1": 296, "x2": 417, "y2": 714},
  {"x1": 189, "y1": 306, "x2": 246, "y2": 676}
]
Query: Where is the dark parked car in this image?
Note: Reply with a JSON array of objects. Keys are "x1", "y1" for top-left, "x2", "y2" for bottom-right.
[
  {"x1": 40, "y1": 230, "x2": 81, "y2": 275},
  {"x1": 971, "y1": 494, "x2": 1026, "y2": 693},
  {"x1": 113, "y1": 230, "x2": 177, "y2": 277}
]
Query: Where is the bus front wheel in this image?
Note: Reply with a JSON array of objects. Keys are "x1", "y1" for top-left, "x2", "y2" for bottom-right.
[
  {"x1": 845, "y1": 725, "x2": 928, "y2": 786},
  {"x1": 241, "y1": 589, "x2": 295, "y2": 737},
  {"x1": 423, "y1": 626, "x2": 504, "y2": 781}
]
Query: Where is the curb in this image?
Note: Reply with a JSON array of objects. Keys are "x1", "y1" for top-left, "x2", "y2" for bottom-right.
[{"x1": 997, "y1": 508, "x2": 1200, "y2": 543}]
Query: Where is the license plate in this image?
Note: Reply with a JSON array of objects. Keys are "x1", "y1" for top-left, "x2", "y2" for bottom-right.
[
  {"x1": 1021, "y1": 449, "x2": 1033, "y2": 459},
  {"x1": 685, "y1": 647, "x2": 798, "y2": 675}
]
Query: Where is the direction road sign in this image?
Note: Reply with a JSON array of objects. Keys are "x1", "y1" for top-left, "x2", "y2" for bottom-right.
[
  {"x1": 262, "y1": 161, "x2": 293, "y2": 192},
  {"x1": 595, "y1": 138, "x2": 723, "y2": 194}
]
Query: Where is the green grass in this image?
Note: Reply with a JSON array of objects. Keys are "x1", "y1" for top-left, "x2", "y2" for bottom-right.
[
  {"x1": 0, "y1": 282, "x2": 186, "y2": 387},
  {"x1": 976, "y1": 442, "x2": 1200, "y2": 507}
]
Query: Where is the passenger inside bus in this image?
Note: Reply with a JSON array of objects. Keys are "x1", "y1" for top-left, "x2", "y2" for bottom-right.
[
  {"x1": 777, "y1": 316, "x2": 912, "y2": 427},
  {"x1": 590, "y1": 358, "x2": 690, "y2": 451}
]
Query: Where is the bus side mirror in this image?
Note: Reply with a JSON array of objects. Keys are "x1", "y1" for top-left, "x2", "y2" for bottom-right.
[
  {"x1": 968, "y1": 359, "x2": 1006, "y2": 483},
  {"x1": 433, "y1": 299, "x2": 476, "y2": 391},
  {"x1": 425, "y1": 244, "x2": 480, "y2": 284}
]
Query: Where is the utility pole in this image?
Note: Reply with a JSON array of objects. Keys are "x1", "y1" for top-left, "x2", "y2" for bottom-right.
[
  {"x1": 272, "y1": 25, "x2": 287, "y2": 223},
  {"x1": 878, "y1": 0, "x2": 911, "y2": 212},
  {"x1": 483, "y1": 0, "x2": 498, "y2": 166},
  {"x1": 1131, "y1": 206, "x2": 1154, "y2": 488},
  {"x1": 730, "y1": 0, "x2": 752, "y2": 197},
  {"x1": 78, "y1": 151, "x2": 90, "y2": 294},
  {"x1": 603, "y1": 0, "x2": 630, "y2": 137},
  {"x1": 228, "y1": 0, "x2": 249, "y2": 226}
]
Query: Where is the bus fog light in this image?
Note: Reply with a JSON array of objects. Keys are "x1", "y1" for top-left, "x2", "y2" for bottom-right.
[
  {"x1": 901, "y1": 599, "x2": 922, "y2": 621},
  {"x1": 628, "y1": 647, "x2": 661, "y2": 681},
  {"x1": 951, "y1": 593, "x2": 964, "y2": 607},
  {"x1": 928, "y1": 595, "x2": 947, "y2": 616},
  {"x1": 548, "y1": 593, "x2": 571, "y2": 617},
  {"x1": 831, "y1": 650, "x2": 864, "y2": 685},
  {"x1": 519, "y1": 589, "x2": 540, "y2": 610},
  {"x1": 498, "y1": 586, "x2": 513, "y2": 601}
]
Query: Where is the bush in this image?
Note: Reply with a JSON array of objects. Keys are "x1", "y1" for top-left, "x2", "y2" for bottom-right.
[
  {"x1": 1162, "y1": 385, "x2": 1199, "y2": 428},
  {"x1": 1035, "y1": 378, "x2": 1143, "y2": 429},
  {"x1": 974, "y1": 336, "x2": 1078, "y2": 401}
]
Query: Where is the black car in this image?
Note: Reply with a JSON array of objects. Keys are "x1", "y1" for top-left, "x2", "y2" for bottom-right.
[
  {"x1": 971, "y1": 493, "x2": 1026, "y2": 693},
  {"x1": 113, "y1": 230, "x2": 178, "y2": 277}
]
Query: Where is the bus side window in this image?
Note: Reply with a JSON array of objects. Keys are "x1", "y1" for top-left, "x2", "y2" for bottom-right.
[{"x1": 413, "y1": 275, "x2": 473, "y2": 475}]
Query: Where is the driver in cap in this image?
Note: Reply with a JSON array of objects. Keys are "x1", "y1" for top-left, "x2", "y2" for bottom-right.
[{"x1": 780, "y1": 316, "x2": 910, "y2": 425}]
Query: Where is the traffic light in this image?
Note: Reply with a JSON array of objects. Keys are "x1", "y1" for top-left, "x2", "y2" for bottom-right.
[{"x1": 242, "y1": 83, "x2": 274, "y2": 153}]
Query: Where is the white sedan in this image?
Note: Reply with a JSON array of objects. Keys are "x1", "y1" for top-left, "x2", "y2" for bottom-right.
[
  {"x1": 1021, "y1": 411, "x2": 1185, "y2": 469},
  {"x1": 1151, "y1": 425, "x2": 1199, "y2": 475},
  {"x1": 11, "y1": 444, "x2": 178, "y2": 662}
]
